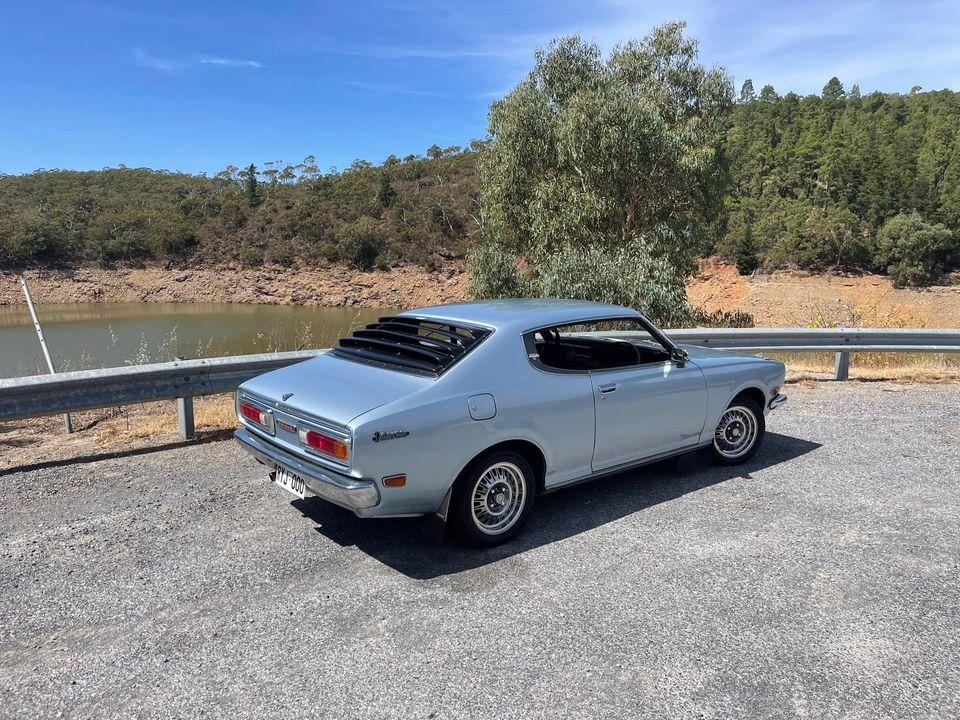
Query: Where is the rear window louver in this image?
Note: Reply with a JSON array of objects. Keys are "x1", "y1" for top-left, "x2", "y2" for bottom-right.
[{"x1": 331, "y1": 316, "x2": 490, "y2": 376}]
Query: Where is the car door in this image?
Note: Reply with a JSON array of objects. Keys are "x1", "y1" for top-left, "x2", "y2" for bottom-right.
[{"x1": 590, "y1": 357, "x2": 708, "y2": 472}]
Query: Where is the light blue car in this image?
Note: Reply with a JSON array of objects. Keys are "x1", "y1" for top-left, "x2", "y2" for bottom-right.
[{"x1": 235, "y1": 299, "x2": 787, "y2": 545}]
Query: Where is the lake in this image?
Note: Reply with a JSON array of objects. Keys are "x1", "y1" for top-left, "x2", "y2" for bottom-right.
[{"x1": 0, "y1": 303, "x2": 389, "y2": 378}]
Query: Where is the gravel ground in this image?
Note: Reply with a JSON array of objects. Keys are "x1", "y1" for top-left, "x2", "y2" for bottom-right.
[{"x1": 1, "y1": 382, "x2": 958, "y2": 719}]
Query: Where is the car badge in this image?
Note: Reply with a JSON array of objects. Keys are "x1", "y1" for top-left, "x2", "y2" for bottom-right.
[{"x1": 372, "y1": 429, "x2": 410, "y2": 443}]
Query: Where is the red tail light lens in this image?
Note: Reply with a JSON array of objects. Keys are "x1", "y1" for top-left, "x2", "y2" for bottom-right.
[
  {"x1": 238, "y1": 400, "x2": 274, "y2": 432},
  {"x1": 298, "y1": 428, "x2": 350, "y2": 461}
]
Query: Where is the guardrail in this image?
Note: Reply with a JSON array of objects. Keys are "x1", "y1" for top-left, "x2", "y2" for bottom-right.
[
  {"x1": 1, "y1": 328, "x2": 958, "y2": 440},
  {"x1": 665, "y1": 327, "x2": 960, "y2": 380},
  {"x1": 0, "y1": 351, "x2": 318, "y2": 440}
]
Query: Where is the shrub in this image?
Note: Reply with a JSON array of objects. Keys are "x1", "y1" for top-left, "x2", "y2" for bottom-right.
[
  {"x1": 466, "y1": 243, "x2": 527, "y2": 298},
  {"x1": 532, "y1": 242, "x2": 692, "y2": 326},
  {"x1": 468, "y1": 240, "x2": 693, "y2": 327},
  {"x1": 240, "y1": 247, "x2": 263, "y2": 267},
  {"x1": 688, "y1": 308, "x2": 755, "y2": 328},
  {"x1": 0, "y1": 212, "x2": 70, "y2": 265},
  {"x1": 873, "y1": 212, "x2": 957, "y2": 287},
  {"x1": 336, "y1": 217, "x2": 385, "y2": 271}
]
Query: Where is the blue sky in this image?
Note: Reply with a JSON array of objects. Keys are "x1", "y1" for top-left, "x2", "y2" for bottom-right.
[{"x1": 2, "y1": 0, "x2": 959, "y2": 176}]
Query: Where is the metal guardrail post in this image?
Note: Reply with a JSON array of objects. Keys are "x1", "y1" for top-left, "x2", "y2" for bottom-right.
[
  {"x1": 834, "y1": 351, "x2": 850, "y2": 381},
  {"x1": 177, "y1": 397, "x2": 195, "y2": 440}
]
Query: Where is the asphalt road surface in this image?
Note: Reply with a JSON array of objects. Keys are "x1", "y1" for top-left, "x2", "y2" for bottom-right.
[{"x1": 1, "y1": 382, "x2": 958, "y2": 719}]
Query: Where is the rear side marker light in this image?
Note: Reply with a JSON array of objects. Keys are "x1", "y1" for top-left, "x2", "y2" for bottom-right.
[
  {"x1": 298, "y1": 428, "x2": 350, "y2": 461},
  {"x1": 239, "y1": 401, "x2": 274, "y2": 432},
  {"x1": 382, "y1": 474, "x2": 406, "y2": 488}
]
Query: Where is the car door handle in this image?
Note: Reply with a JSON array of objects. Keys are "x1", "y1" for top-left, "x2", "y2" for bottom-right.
[{"x1": 598, "y1": 383, "x2": 618, "y2": 396}]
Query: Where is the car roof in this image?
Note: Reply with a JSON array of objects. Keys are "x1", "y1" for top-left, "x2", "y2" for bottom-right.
[{"x1": 399, "y1": 299, "x2": 641, "y2": 332}]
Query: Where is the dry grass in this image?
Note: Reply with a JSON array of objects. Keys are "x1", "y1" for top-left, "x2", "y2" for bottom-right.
[
  {"x1": 0, "y1": 394, "x2": 241, "y2": 471},
  {"x1": 90, "y1": 394, "x2": 239, "y2": 444},
  {"x1": 773, "y1": 352, "x2": 960, "y2": 384}
]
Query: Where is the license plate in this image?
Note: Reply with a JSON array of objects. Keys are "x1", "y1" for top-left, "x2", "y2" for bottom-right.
[{"x1": 274, "y1": 465, "x2": 307, "y2": 499}]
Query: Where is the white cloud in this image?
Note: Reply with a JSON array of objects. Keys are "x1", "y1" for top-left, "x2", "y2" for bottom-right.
[
  {"x1": 134, "y1": 50, "x2": 264, "y2": 72},
  {"x1": 200, "y1": 56, "x2": 264, "y2": 69},
  {"x1": 341, "y1": 80, "x2": 449, "y2": 98},
  {"x1": 133, "y1": 48, "x2": 182, "y2": 72}
]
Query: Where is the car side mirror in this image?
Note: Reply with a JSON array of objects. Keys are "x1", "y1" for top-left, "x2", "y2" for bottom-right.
[{"x1": 670, "y1": 347, "x2": 688, "y2": 365}]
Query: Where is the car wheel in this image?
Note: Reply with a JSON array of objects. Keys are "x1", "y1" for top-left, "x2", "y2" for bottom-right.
[
  {"x1": 449, "y1": 451, "x2": 537, "y2": 546},
  {"x1": 712, "y1": 396, "x2": 765, "y2": 465}
]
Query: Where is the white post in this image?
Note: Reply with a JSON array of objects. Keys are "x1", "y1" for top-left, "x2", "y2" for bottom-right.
[{"x1": 19, "y1": 276, "x2": 72, "y2": 433}]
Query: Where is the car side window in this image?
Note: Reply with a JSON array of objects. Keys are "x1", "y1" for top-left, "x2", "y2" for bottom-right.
[{"x1": 525, "y1": 318, "x2": 672, "y2": 373}]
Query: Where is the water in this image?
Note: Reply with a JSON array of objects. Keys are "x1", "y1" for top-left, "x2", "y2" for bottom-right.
[{"x1": 0, "y1": 303, "x2": 390, "y2": 379}]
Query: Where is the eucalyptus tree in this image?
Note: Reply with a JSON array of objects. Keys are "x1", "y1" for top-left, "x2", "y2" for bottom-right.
[{"x1": 473, "y1": 22, "x2": 733, "y2": 317}]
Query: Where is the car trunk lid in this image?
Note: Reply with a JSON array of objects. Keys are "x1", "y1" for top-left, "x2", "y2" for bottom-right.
[{"x1": 239, "y1": 351, "x2": 433, "y2": 427}]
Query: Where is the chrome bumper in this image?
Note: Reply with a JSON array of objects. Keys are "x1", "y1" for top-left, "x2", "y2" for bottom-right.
[
  {"x1": 234, "y1": 428, "x2": 380, "y2": 511},
  {"x1": 769, "y1": 393, "x2": 787, "y2": 410}
]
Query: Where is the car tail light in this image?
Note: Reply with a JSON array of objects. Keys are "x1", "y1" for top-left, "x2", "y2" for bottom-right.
[
  {"x1": 298, "y1": 428, "x2": 350, "y2": 461},
  {"x1": 238, "y1": 400, "x2": 274, "y2": 432}
]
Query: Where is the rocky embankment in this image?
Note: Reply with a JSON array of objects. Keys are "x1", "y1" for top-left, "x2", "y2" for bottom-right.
[{"x1": 0, "y1": 262, "x2": 470, "y2": 308}]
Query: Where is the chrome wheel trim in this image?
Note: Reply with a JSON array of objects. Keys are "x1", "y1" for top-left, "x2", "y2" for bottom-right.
[
  {"x1": 470, "y1": 461, "x2": 527, "y2": 535},
  {"x1": 714, "y1": 405, "x2": 758, "y2": 459}
]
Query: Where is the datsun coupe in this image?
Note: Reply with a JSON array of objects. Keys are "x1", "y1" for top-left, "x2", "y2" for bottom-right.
[{"x1": 235, "y1": 300, "x2": 786, "y2": 545}]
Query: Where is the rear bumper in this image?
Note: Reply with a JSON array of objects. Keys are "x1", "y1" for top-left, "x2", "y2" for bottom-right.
[
  {"x1": 235, "y1": 428, "x2": 380, "y2": 511},
  {"x1": 769, "y1": 393, "x2": 787, "y2": 411}
]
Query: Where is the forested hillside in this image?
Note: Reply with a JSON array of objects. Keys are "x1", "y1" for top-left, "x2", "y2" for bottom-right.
[
  {"x1": 720, "y1": 81, "x2": 960, "y2": 285},
  {"x1": 0, "y1": 145, "x2": 482, "y2": 272},
  {"x1": 1, "y1": 84, "x2": 958, "y2": 286}
]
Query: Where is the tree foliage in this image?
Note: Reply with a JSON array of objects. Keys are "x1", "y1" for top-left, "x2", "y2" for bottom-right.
[
  {"x1": 480, "y1": 24, "x2": 732, "y2": 274},
  {"x1": 873, "y1": 212, "x2": 956, "y2": 287},
  {"x1": 473, "y1": 23, "x2": 733, "y2": 318},
  {"x1": 719, "y1": 86, "x2": 960, "y2": 283}
]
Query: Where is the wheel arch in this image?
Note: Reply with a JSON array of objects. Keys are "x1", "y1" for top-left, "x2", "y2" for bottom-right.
[
  {"x1": 456, "y1": 439, "x2": 548, "y2": 495},
  {"x1": 731, "y1": 385, "x2": 767, "y2": 411}
]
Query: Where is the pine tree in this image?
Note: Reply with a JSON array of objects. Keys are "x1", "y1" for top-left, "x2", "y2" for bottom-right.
[
  {"x1": 377, "y1": 171, "x2": 396, "y2": 207},
  {"x1": 243, "y1": 164, "x2": 262, "y2": 208},
  {"x1": 739, "y1": 79, "x2": 756, "y2": 104},
  {"x1": 758, "y1": 84, "x2": 778, "y2": 103},
  {"x1": 735, "y1": 225, "x2": 759, "y2": 275},
  {"x1": 822, "y1": 77, "x2": 845, "y2": 100}
]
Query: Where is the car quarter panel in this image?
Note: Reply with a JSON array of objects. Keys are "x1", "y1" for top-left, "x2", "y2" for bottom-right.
[{"x1": 347, "y1": 331, "x2": 596, "y2": 515}]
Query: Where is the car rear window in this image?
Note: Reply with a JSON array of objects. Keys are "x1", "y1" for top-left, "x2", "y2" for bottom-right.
[{"x1": 331, "y1": 315, "x2": 491, "y2": 376}]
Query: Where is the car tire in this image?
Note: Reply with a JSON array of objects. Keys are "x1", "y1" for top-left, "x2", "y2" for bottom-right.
[
  {"x1": 449, "y1": 450, "x2": 537, "y2": 547},
  {"x1": 711, "y1": 395, "x2": 765, "y2": 465}
]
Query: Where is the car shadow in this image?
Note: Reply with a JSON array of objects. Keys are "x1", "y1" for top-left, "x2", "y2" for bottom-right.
[
  {"x1": 0, "y1": 428, "x2": 234, "y2": 476},
  {"x1": 291, "y1": 431, "x2": 821, "y2": 580}
]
